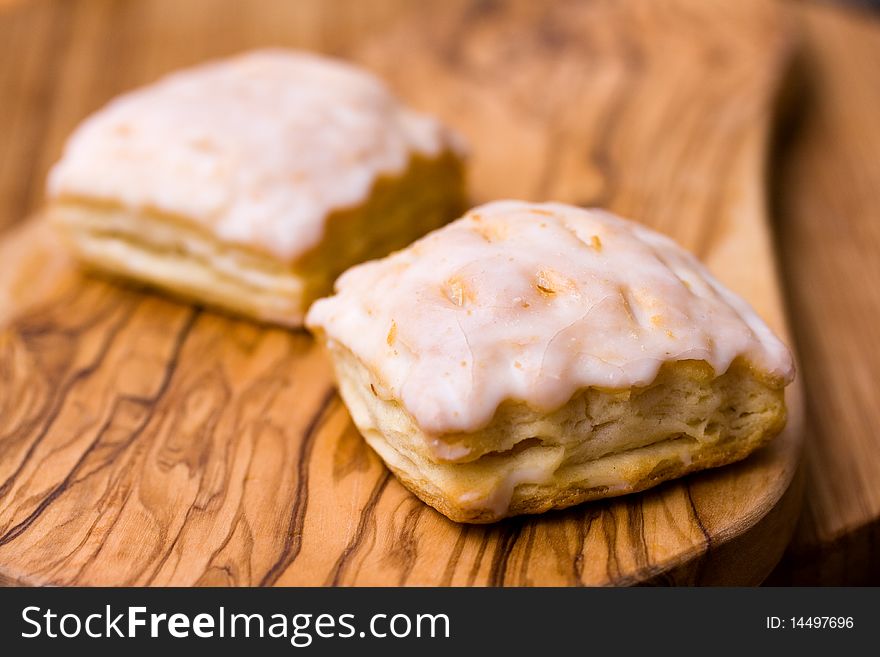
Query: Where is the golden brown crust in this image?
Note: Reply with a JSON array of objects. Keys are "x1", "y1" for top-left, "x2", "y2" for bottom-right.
[
  {"x1": 291, "y1": 153, "x2": 466, "y2": 308},
  {"x1": 319, "y1": 338, "x2": 788, "y2": 523},
  {"x1": 385, "y1": 419, "x2": 782, "y2": 523}
]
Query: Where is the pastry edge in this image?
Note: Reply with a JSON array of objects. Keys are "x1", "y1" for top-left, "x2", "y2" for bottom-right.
[
  {"x1": 369, "y1": 419, "x2": 782, "y2": 524},
  {"x1": 316, "y1": 336, "x2": 788, "y2": 523},
  {"x1": 48, "y1": 152, "x2": 465, "y2": 326}
]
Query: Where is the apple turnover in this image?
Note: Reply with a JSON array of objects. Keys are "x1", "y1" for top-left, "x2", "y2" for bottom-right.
[
  {"x1": 306, "y1": 201, "x2": 795, "y2": 523},
  {"x1": 47, "y1": 50, "x2": 465, "y2": 326}
]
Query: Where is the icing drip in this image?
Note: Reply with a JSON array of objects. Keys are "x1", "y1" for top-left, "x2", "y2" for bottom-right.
[
  {"x1": 307, "y1": 201, "x2": 795, "y2": 435},
  {"x1": 48, "y1": 49, "x2": 463, "y2": 262}
]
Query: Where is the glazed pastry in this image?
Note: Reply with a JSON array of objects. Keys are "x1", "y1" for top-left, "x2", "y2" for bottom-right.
[
  {"x1": 46, "y1": 50, "x2": 465, "y2": 326},
  {"x1": 306, "y1": 200, "x2": 795, "y2": 523}
]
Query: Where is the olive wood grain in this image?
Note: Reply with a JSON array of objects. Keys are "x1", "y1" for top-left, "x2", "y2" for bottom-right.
[{"x1": 0, "y1": 0, "x2": 802, "y2": 585}]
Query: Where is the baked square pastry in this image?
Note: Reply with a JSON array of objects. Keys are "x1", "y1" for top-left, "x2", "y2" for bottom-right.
[
  {"x1": 306, "y1": 200, "x2": 795, "y2": 523},
  {"x1": 46, "y1": 50, "x2": 465, "y2": 326}
]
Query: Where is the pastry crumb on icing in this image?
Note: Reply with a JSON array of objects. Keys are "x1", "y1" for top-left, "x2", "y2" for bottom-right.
[
  {"x1": 47, "y1": 49, "x2": 464, "y2": 262},
  {"x1": 306, "y1": 201, "x2": 795, "y2": 435}
]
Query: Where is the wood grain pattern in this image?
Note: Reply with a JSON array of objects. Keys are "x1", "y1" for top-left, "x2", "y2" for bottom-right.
[
  {"x1": 0, "y1": 0, "x2": 803, "y2": 586},
  {"x1": 767, "y1": 2, "x2": 880, "y2": 585}
]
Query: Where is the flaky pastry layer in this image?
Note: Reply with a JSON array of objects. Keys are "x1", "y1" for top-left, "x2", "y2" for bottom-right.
[
  {"x1": 50, "y1": 154, "x2": 464, "y2": 325},
  {"x1": 321, "y1": 339, "x2": 787, "y2": 523}
]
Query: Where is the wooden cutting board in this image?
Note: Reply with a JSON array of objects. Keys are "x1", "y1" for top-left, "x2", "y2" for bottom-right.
[
  {"x1": 767, "y1": 1, "x2": 880, "y2": 585},
  {"x1": 0, "y1": 0, "x2": 803, "y2": 586}
]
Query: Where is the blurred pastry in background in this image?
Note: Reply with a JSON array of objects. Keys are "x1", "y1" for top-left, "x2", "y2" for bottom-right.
[{"x1": 46, "y1": 49, "x2": 466, "y2": 326}]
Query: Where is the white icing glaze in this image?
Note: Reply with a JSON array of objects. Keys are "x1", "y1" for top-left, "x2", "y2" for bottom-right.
[
  {"x1": 47, "y1": 49, "x2": 463, "y2": 262},
  {"x1": 307, "y1": 201, "x2": 795, "y2": 436}
]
